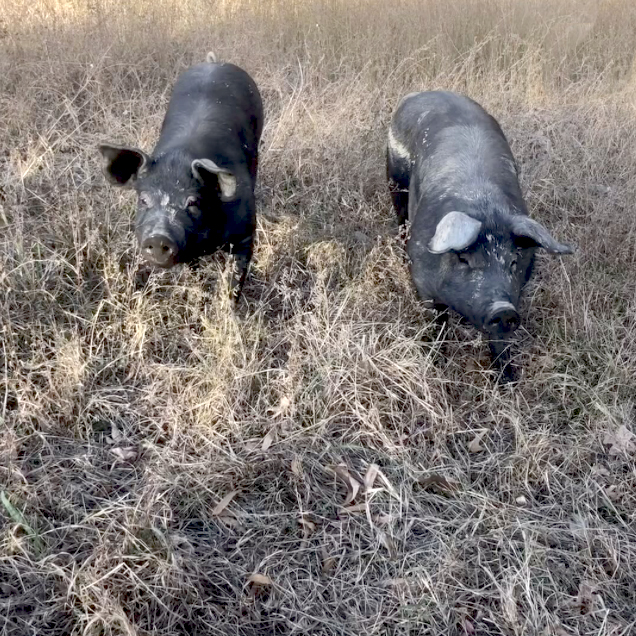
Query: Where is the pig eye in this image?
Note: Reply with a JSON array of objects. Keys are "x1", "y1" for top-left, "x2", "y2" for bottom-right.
[
  {"x1": 185, "y1": 196, "x2": 199, "y2": 209},
  {"x1": 511, "y1": 255, "x2": 518, "y2": 268},
  {"x1": 139, "y1": 193, "x2": 152, "y2": 207},
  {"x1": 457, "y1": 253, "x2": 471, "y2": 266}
]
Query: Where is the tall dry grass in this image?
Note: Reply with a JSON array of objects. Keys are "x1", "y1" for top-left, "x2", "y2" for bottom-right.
[{"x1": 1, "y1": 0, "x2": 636, "y2": 634}]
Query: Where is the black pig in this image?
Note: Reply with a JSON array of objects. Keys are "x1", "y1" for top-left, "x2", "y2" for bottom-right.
[
  {"x1": 387, "y1": 91, "x2": 574, "y2": 380},
  {"x1": 99, "y1": 52, "x2": 263, "y2": 299}
]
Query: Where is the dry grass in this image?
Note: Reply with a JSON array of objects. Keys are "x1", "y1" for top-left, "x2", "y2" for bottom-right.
[{"x1": 1, "y1": 0, "x2": 636, "y2": 634}]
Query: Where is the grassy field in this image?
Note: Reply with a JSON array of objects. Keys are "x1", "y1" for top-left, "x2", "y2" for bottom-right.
[{"x1": 1, "y1": 0, "x2": 636, "y2": 634}]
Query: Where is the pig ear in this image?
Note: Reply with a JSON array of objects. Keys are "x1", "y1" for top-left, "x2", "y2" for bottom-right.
[
  {"x1": 428, "y1": 211, "x2": 482, "y2": 254},
  {"x1": 98, "y1": 144, "x2": 148, "y2": 187},
  {"x1": 191, "y1": 159, "x2": 237, "y2": 201},
  {"x1": 510, "y1": 216, "x2": 574, "y2": 254}
]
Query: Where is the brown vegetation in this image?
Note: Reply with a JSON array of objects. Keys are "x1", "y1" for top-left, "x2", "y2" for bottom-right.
[{"x1": 1, "y1": 0, "x2": 636, "y2": 634}]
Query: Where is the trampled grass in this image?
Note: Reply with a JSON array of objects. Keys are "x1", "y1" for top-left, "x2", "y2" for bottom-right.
[{"x1": 1, "y1": 0, "x2": 636, "y2": 634}]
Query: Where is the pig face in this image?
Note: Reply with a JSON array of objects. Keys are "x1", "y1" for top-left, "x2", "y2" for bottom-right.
[
  {"x1": 426, "y1": 210, "x2": 573, "y2": 339},
  {"x1": 98, "y1": 144, "x2": 237, "y2": 267}
]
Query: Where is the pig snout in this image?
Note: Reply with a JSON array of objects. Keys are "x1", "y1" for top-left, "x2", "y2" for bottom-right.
[
  {"x1": 485, "y1": 301, "x2": 520, "y2": 335},
  {"x1": 141, "y1": 234, "x2": 178, "y2": 268}
]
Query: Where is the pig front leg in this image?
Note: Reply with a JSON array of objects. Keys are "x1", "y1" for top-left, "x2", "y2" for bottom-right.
[
  {"x1": 389, "y1": 181, "x2": 410, "y2": 226},
  {"x1": 489, "y1": 337, "x2": 517, "y2": 383},
  {"x1": 227, "y1": 234, "x2": 253, "y2": 303},
  {"x1": 386, "y1": 146, "x2": 411, "y2": 226}
]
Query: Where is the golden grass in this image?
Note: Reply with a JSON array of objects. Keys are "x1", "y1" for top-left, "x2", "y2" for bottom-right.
[{"x1": 1, "y1": 0, "x2": 636, "y2": 634}]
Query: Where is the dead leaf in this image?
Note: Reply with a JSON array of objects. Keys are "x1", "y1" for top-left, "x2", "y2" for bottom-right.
[
  {"x1": 270, "y1": 396, "x2": 291, "y2": 419},
  {"x1": 217, "y1": 515, "x2": 239, "y2": 528},
  {"x1": 110, "y1": 422, "x2": 123, "y2": 443},
  {"x1": 332, "y1": 465, "x2": 361, "y2": 505},
  {"x1": 516, "y1": 495, "x2": 528, "y2": 505},
  {"x1": 572, "y1": 580, "x2": 600, "y2": 614},
  {"x1": 462, "y1": 619, "x2": 476, "y2": 635},
  {"x1": 291, "y1": 457, "x2": 303, "y2": 477},
  {"x1": 248, "y1": 573, "x2": 272, "y2": 586},
  {"x1": 364, "y1": 464, "x2": 380, "y2": 492},
  {"x1": 603, "y1": 424, "x2": 635, "y2": 456},
  {"x1": 568, "y1": 515, "x2": 588, "y2": 538},
  {"x1": 361, "y1": 464, "x2": 400, "y2": 500},
  {"x1": 375, "y1": 513, "x2": 393, "y2": 526},
  {"x1": 321, "y1": 545, "x2": 336, "y2": 575},
  {"x1": 377, "y1": 469, "x2": 400, "y2": 501},
  {"x1": 298, "y1": 516, "x2": 316, "y2": 535},
  {"x1": 418, "y1": 474, "x2": 460, "y2": 495},
  {"x1": 262, "y1": 427, "x2": 276, "y2": 451},
  {"x1": 591, "y1": 463, "x2": 610, "y2": 477},
  {"x1": 377, "y1": 530, "x2": 397, "y2": 558},
  {"x1": 340, "y1": 503, "x2": 367, "y2": 514},
  {"x1": 110, "y1": 447, "x2": 136, "y2": 461},
  {"x1": 343, "y1": 480, "x2": 360, "y2": 506},
  {"x1": 212, "y1": 490, "x2": 238, "y2": 516},
  {"x1": 468, "y1": 429, "x2": 488, "y2": 453}
]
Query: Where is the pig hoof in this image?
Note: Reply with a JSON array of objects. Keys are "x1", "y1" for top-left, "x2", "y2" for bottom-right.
[{"x1": 497, "y1": 365, "x2": 518, "y2": 385}]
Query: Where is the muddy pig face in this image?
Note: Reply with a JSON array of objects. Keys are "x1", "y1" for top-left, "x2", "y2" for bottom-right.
[
  {"x1": 99, "y1": 144, "x2": 237, "y2": 267},
  {"x1": 427, "y1": 210, "x2": 573, "y2": 337}
]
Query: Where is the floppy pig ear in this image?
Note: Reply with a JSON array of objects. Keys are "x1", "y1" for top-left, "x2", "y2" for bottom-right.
[
  {"x1": 98, "y1": 144, "x2": 149, "y2": 187},
  {"x1": 191, "y1": 159, "x2": 237, "y2": 201},
  {"x1": 510, "y1": 216, "x2": 574, "y2": 255},
  {"x1": 428, "y1": 211, "x2": 482, "y2": 254}
]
